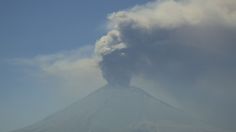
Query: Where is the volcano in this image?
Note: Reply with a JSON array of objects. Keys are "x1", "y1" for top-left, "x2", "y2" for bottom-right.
[{"x1": 13, "y1": 86, "x2": 222, "y2": 132}]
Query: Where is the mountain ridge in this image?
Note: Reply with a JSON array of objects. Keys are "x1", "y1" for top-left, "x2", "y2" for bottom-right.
[{"x1": 12, "y1": 86, "x2": 224, "y2": 132}]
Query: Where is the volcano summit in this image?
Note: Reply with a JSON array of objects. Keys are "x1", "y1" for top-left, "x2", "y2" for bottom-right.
[{"x1": 13, "y1": 85, "x2": 222, "y2": 132}]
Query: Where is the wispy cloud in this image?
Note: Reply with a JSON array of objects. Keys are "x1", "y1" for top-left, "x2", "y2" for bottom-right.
[{"x1": 12, "y1": 45, "x2": 106, "y2": 98}]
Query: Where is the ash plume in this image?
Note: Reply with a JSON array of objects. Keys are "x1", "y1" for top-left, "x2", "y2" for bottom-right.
[
  {"x1": 95, "y1": 0, "x2": 236, "y2": 86},
  {"x1": 95, "y1": 1, "x2": 236, "y2": 129}
]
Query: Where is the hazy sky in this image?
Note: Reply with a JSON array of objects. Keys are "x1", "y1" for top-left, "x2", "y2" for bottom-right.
[
  {"x1": 1, "y1": 0, "x2": 236, "y2": 132},
  {"x1": 0, "y1": 0, "x2": 149, "y2": 132}
]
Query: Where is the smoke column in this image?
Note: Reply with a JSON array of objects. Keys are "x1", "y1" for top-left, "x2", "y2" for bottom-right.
[
  {"x1": 95, "y1": 0, "x2": 236, "y2": 86},
  {"x1": 95, "y1": 1, "x2": 236, "y2": 130}
]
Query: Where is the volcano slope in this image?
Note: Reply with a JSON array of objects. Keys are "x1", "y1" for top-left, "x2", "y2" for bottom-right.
[{"x1": 13, "y1": 86, "x2": 223, "y2": 132}]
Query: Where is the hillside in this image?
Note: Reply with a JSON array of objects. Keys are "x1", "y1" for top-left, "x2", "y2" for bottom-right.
[{"x1": 13, "y1": 86, "x2": 222, "y2": 132}]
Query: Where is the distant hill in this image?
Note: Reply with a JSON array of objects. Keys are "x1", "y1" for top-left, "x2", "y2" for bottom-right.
[{"x1": 13, "y1": 86, "x2": 224, "y2": 132}]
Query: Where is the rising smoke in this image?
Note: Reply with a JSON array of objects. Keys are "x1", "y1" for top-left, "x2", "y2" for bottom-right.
[
  {"x1": 95, "y1": 0, "x2": 236, "y2": 130},
  {"x1": 95, "y1": 0, "x2": 236, "y2": 86}
]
